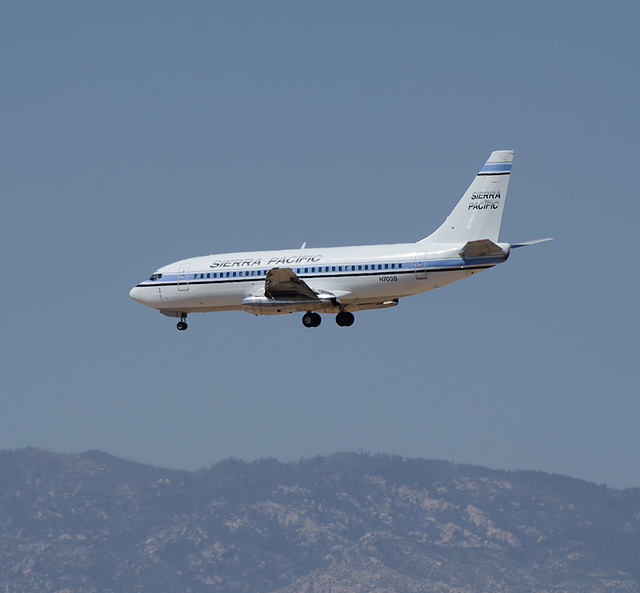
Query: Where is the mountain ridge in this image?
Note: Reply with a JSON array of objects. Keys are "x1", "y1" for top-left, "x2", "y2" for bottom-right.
[{"x1": 1, "y1": 448, "x2": 639, "y2": 592}]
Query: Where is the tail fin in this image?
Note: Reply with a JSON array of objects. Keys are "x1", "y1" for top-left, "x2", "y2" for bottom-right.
[{"x1": 419, "y1": 150, "x2": 513, "y2": 244}]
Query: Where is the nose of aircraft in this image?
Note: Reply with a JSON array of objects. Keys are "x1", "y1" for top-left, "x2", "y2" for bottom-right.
[{"x1": 129, "y1": 286, "x2": 145, "y2": 303}]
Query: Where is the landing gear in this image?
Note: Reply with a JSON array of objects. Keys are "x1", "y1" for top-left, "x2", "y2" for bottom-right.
[
  {"x1": 302, "y1": 312, "x2": 321, "y2": 328},
  {"x1": 335, "y1": 311, "x2": 354, "y2": 327},
  {"x1": 177, "y1": 314, "x2": 188, "y2": 331}
]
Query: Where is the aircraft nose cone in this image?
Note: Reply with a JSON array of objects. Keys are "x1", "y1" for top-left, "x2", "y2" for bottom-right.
[{"x1": 129, "y1": 286, "x2": 144, "y2": 303}]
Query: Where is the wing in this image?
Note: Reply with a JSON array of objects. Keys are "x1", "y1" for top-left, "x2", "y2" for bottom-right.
[{"x1": 264, "y1": 267, "x2": 319, "y2": 300}]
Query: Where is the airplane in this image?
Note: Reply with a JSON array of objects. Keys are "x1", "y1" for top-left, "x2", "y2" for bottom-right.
[{"x1": 129, "y1": 150, "x2": 552, "y2": 330}]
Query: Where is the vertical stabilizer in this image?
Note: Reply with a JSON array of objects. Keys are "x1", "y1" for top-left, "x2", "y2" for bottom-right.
[{"x1": 419, "y1": 150, "x2": 513, "y2": 244}]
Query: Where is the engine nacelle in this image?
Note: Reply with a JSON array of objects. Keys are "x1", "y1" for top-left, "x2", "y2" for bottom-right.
[{"x1": 241, "y1": 294, "x2": 337, "y2": 315}]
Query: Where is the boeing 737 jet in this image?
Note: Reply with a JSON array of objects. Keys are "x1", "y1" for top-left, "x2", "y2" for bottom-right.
[{"x1": 130, "y1": 150, "x2": 551, "y2": 330}]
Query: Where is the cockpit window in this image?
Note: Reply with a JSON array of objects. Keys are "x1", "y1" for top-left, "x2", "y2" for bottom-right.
[{"x1": 149, "y1": 273, "x2": 163, "y2": 281}]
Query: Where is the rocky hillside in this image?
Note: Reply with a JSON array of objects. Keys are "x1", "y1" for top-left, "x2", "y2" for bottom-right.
[{"x1": 1, "y1": 449, "x2": 640, "y2": 592}]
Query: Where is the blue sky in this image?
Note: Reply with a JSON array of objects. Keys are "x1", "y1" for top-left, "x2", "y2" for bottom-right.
[{"x1": 2, "y1": 1, "x2": 639, "y2": 488}]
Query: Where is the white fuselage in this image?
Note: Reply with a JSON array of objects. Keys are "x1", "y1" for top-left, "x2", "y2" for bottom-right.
[
  {"x1": 129, "y1": 241, "x2": 510, "y2": 315},
  {"x1": 129, "y1": 150, "x2": 544, "y2": 329}
]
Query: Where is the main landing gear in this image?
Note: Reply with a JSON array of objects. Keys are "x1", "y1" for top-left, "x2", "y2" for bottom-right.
[
  {"x1": 301, "y1": 311, "x2": 355, "y2": 328},
  {"x1": 302, "y1": 312, "x2": 321, "y2": 328},
  {"x1": 335, "y1": 311, "x2": 354, "y2": 327},
  {"x1": 176, "y1": 314, "x2": 188, "y2": 331}
]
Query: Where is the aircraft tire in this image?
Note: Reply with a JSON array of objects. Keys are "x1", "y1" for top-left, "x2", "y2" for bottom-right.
[
  {"x1": 336, "y1": 312, "x2": 354, "y2": 327},
  {"x1": 302, "y1": 312, "x2": 321, "y2": 328},
  {"x1": 177, "y1": 321, "x2": 188, "y2": 331}
]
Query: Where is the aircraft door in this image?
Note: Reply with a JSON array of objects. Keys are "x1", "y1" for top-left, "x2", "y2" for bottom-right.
[
  {"x1": 414, "y1": 254, "x2": 428, "y2": 279},
  {"x1": 177, "y1": 263, "x2": 190, "y2": 291}
]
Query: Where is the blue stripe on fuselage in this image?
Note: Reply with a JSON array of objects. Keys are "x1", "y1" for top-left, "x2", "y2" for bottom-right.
[{"x1": 137, "y1": 255, "x2": 505, "y2": 288}]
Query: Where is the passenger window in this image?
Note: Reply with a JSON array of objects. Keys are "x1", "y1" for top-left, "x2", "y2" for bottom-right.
[
  {"x1": 384, "y1": 264, "x2": 388, "y2": 270},
  {"x1": 338, "y1": 266, "x2": 343, "y2": 272},
  {"x1": 399, "y1": 263, "x2": 402, "y2": 268},
  {"x1": 332, "y1": 266, "x2": 336, "y2": 272},
  {"x1": 358, "y1": 265, "x2": 362, "y2": 270}
]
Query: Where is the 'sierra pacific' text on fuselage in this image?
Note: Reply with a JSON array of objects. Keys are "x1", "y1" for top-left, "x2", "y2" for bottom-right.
[{"x1": 210, "y1": 255, "x2": 323, "y2": 269}]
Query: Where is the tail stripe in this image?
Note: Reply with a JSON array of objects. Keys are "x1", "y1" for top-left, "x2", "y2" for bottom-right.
[{"x1": 479, "y1": 162, "x2": 512, "y2": 175}]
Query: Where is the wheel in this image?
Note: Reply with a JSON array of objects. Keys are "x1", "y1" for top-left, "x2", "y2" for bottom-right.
[
  {"x1": 302, "y1": 312, "x2": 321, "y2": 328},
  {"x1": 335, "y1": 311, "x2": 354, "y2": 327},
  {"x1": 177, "y1": 321, "x2": 188, "y2": 331}
]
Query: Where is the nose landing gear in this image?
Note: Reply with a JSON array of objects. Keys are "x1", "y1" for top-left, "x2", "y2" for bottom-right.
[{"x1": 177, "y1": 314, "x2": 188, "y2": 331}]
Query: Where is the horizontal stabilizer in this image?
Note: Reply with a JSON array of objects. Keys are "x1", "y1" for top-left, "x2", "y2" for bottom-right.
[
  {"x1": 511, "y1": 238, "x2": 555, "y2": 249},
  {"x1": 459, "y1": 239, "x2": 507, "y2": 258}
]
